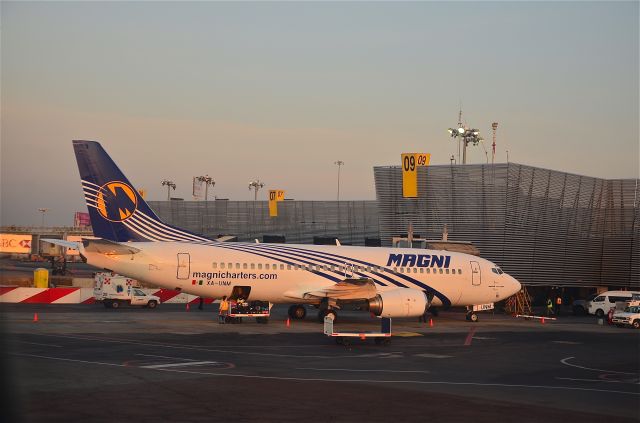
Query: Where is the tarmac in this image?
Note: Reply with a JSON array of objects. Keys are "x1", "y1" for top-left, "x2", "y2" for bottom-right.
[{"x1": 2, "y1": 303, "x2": 639, "y2": 422}]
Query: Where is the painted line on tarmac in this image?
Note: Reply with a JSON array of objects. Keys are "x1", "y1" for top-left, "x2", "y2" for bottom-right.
[
  {"x1": 156, "y1": 367, "x2": 640, "y2": 396},
  {"x1": 14, "y1": 340, "x2": 63, "y2": 348},
  {"x1": 13, "y1": 352, "x2": 640, "y2": 396},
  {"x1": 553, "y1": 341, "x2": 581, "y2": 345},
  {"x1": 560, "y1": 357, "x2": 637, "y2": 375},
  {"x1": 464, "y1": 328, "x2": 477, "y2": 346},
  {"x1": 414, "y1": 353, "x2": 453, "y2": 359},
  {"x1": 142, "y1": 361, "x2": 224, "y2": 369},
  {"x1": 296, "y1": 367, "x2": 431, "y2": 374},
  {"x1": 33, "y1": 333, "x2": 391, "y2": 359},
  {"x1": 556, "y1": 377, "x2": 640, "y2": 385}
]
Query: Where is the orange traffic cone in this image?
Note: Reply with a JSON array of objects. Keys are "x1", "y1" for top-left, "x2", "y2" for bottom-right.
[
  {"x1": 186, "y1": 302, "x2": 190, "y2": 311},
  {"x1": 286, "y1": 318, "x2": 290, "y2": 328},
  {"x1": 429, "y1": 318, "x2": 433, "y2": 328},
  {"x1": 33, "y1": 313, "x2": 38, "y2": 322}
]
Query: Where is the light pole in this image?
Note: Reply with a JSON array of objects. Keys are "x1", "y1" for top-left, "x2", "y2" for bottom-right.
[
  {"x1": 195, "y1": 175, "x2": 215, "y2": 201},
  {"x1": 248, "y1": 180, "x2": 264, "y2": 201},
  {"x1": 334, "y1": 160, "x2": 344, "y2": 201},
  {"x1": 447, "y1": 126, "x2": 483, "y2": 164},
  {"x1": 38, "y1": 208, "x2": 49, "y2": 227},
  {"x1": 161, "y1": 180, "x2": 176, "y2": 200}
]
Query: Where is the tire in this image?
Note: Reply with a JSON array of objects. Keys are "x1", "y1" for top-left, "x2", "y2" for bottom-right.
[
  {"x1": 147, "y1": 300, "x2": 157, "y2": 309},
  {"x1": 633, "y1": 320, "x2": 640, "y2": 329},
  {"x1": 111, "y1": 300, "x2": 120, "y2": 309},
  {"x1": 469, "y1": 313, "x2": 479, "y2": 323},
  {"x1": 292, "y1": 305, "x2": 306, "y2": 320},
  {"x1": 288, "y1": 305, "x2": 306, "y2": 319},
  {"x1": 595, "y1": 309, "x2": 604, "y2": 318}
]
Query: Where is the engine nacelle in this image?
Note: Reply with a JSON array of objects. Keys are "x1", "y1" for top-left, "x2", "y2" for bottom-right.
[{"x1": 368, "y1": 288, "x2": 429, "y2": 318}]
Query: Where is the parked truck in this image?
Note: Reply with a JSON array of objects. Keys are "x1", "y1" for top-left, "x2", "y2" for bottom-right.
[{"x1": 94, "y1": 272, "x2": 160, "y2": 309}]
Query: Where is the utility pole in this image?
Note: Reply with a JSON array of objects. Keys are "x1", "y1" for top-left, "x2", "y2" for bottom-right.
[
  {"x1": 491, "y1": 122, "x2": 498, "y2": 165},
  {"x1": 38, "y1": 208, "x2": 49, "y2": 227},
  {"x1": 161, "y1": 180, "x2": 176, "y2": 200},
  {"x1": 248, "y1": 180, "x2": 264, "y2": 201},
  {"x1": 334, "y1": 160, "x2": 344, "y2": 201},
  {"x1": 195, "y1": 175, "x2": 215, "y2": 201}
]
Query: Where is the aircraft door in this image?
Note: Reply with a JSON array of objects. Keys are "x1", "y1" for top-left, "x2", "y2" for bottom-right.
[
  {"x1": 470, "y1": 261, "x2": 481, "y2": 286},
  {"x1": 177, "y1": 253, "x2": 190, "y2": 279}
]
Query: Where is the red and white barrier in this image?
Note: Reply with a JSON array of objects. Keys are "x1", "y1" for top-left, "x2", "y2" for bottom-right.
[
  {"x1": 0, "y1": 286, "x2": 214, "y2": 304},
  {"x1": 0, "y1": 287, "x2": 95, "y2": 304}
]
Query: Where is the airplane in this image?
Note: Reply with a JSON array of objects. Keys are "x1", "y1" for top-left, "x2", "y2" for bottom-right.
[{"x1": 46, "y1": 140, "x2": 521, "y2": 322}]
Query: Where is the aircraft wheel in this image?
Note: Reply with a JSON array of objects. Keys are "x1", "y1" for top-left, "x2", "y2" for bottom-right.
[
  {"x1": 467, "y1": 312, "x2": 478, "y2": 322},
  {"x1": 288, "y1": 305, "x2": 306, "y2": 319}
]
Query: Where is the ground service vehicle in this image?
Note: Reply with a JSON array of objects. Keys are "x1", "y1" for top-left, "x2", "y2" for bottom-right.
[
  {"x1": 588, "y1": 291, "x2": 640, "y2": 317},
  {"x1": 611, "y1": 302, "x2": 640, "y2": 329},
  {"x1": 94, "y1": 272, "x2": 160, "y2": 309},
  {"x1": 44, "y1": 140, "x2": 521, "y2": 323}
]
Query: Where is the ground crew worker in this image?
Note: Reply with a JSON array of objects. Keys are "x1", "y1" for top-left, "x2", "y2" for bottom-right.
[
  {"x1": 218, "y1": 296, "x2": 229, "y2": 324},
  {"x1": 546, "y1": 297, "x2": 554, "y2": 316},
  {"x1": 555, "y1": 295, "x2": 562, "y2": 316}
]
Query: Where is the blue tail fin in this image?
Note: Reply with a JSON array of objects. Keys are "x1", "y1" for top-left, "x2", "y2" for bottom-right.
[{"x1": 73, "y1": 140, "x2": 210, "y2": 243}]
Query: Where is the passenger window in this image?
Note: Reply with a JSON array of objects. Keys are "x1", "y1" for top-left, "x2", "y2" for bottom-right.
[
  {"x1": 419, "y1": 268, "x2": 424, "y2": 273},
  {"x1": 220, "y1": 263, "x2": 226, "y2": 269},
  {"x1": 251, "y1": 263, "x2": 255, "y2": 270},
  {"x1": 458, "y1": 269, "x2": 462, "y2": 274},
  {"x1": 446, "y1": 269, "x2": 450, "y2": 274},
  {"x1": 425, "y1": 268, "x2": 430, "y2": 274},
  {"x1": 243, "y1": 263, "x2": 248, "y2": 269},
  {"x1": 258, "y1": 264, "x2": 262, "y2": 270},
  {"x1": 413, "y1": 268, "x2": 417, "y2": 274},
  {"x1": 280, "y1": 264, "x2": 284, "y2": 270},
  {"x1": 235, "y1": 263, "x2": 240, "y2": 269},
  {"x1": 228, "y1": 263, "x2": 232, "y2": 269},
  {"x1": 212, "y1": 263, "x2": 217, "y2": 269},
  {"x1": 439, "y1": 269, "x2": 443, "y2": 274},
  {"x1": 287, "y1": 265, "x2": 292, "y2": 270}
]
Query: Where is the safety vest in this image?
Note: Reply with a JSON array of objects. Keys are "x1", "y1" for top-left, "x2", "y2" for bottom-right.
[
  {"x1": 547, "y1": 299, "x2": 553, "y2": 308},
  {"x1": 556, "y1": 297, "x2": 562, "y2": 305},
  {"x1": 219, "y1": 300, "x2": 229, "y2": 312}
]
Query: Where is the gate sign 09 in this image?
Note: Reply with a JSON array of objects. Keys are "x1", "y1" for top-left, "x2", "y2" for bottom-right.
[
  {"x1": 401, "y1": 153, "x2": 430, "y2": 198},
  {"x1": 269, "y1": 190, "x2": 285, "y2": 217}
]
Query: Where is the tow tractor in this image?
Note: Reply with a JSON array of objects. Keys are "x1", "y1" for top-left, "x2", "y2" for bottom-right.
[
  {"x1": 323, "y1": 316, "x2": 392, "y2": 346},
  {"x1": 466, "y1": 303, "x2": 495, "y2": 322}
]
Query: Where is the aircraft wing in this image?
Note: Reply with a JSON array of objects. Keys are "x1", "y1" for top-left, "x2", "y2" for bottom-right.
[
  {"x1": 285, "y1": 278, "x2": 378, "y2": 301},
  {"x1": 42, "y1": 238, "x2": 140, "y2": 255}
]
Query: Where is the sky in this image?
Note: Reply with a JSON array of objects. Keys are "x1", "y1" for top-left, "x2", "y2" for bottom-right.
[{"x1": 1, "y1": 1, "x2": 638, "y2": 227}]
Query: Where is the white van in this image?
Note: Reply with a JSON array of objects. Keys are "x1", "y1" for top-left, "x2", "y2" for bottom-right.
[{"x1": 588, "y1": 291, "x2": 640, "y2": 317}]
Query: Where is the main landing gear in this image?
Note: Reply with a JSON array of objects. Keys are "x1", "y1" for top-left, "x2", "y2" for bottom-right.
[
  {"x1": 288, "y1": 304, "x2": 307, "y2": 320},
  {"x1": 318, "y1": 308, "x2": 337, "y2": 323},
  {"x1": 466, "y1": 310, "x2": 479, "y2": 322}
]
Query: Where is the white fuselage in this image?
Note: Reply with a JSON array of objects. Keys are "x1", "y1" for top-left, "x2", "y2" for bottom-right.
[{"x1": 83, "y1": 242, "x2": 521, "y2": 307}]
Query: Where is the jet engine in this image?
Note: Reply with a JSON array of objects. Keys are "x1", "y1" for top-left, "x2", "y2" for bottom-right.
[{"x1": 367, "y1": 288, "x2": 429, "y2": 318}]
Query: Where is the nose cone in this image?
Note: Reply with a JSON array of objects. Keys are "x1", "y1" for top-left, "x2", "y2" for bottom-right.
[{"x1": 507, "y1": 275, "x2": 522, "y2": 296}]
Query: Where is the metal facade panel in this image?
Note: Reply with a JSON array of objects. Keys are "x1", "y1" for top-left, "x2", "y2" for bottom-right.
[{"x1": 374, "y1": 163, "x2": 638, "y2": 288}]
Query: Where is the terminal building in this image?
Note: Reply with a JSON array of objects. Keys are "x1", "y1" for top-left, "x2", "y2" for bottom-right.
[{"x1": 150, "y1": 162, "x2": 638, "y2": 290}]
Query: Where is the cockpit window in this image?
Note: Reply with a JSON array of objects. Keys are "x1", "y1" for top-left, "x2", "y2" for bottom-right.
[{"x1": 492, "y1": 267, "x2": 504, "y2": 275}]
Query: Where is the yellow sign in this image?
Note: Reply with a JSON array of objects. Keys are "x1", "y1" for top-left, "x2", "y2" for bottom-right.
[
  {"x1": 401, "y1": 153, "x2": 431, "y2": 198},
  {"x1": 269, "y1": 190, "x2": 285, "y2": 217}
]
